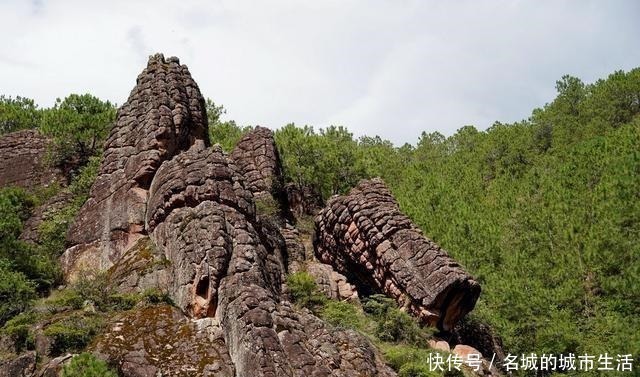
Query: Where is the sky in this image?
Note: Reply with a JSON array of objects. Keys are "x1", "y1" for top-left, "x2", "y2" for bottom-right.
[{"x1": 1, "y1": 0, "x2": 639, "y2": 145}]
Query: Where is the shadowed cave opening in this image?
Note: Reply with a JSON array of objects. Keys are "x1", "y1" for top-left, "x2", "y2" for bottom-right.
[{"x1": 195, "y1": 276, "x2": 210, "y2": 300}]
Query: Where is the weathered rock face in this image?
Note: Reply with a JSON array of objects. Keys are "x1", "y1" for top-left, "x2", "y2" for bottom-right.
[
  {"x1": 230, "y1": 126, "x2": 284, "y2": 201},
  {"x1": 91, "y1": 305, "x2": 235, "y2": 377},
  {"x1": 147, "y1": 141, "x2": 393, "y2": 376},
  {"x1": 147, "y1": 143, "x2": 254, "y2": 318},
  {"x1": 314, "y1": 178, "x2": 481, "y2": 331},
  {"x1": 63, "y1": 53, "x2": 208, "y2": 277},
  {"x1": 0, "y1": 129, "x2": 62, "y2": 189},
  {"x1": 306, "y1": 262, "x2": 359, "y2": 301},
  {"x1": 0, "y1": 351, "x2": 36, "y2": 377}
]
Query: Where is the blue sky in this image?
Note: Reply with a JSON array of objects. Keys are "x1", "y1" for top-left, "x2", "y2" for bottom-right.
[{"x1": 1, "y1": 0, "x2": 639, "y2": 144}]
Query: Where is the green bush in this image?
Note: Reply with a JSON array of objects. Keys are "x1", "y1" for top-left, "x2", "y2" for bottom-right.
[
  {"x1": 106, "y1": 293, "x2": 140, "y2": 311},
  {"x1": 142, "y1": 288, "x2": 173, "y2": 305},
  {"x1": 44, "y1": 314, "x2": 103, "y2": 355},
  {"x1": 1, "y1": 312, "x2": 39, "y2": 352},
  {"x1": 44, "y1": 289, "x2": 84, "y2": 311},
  {"x1": 40, "y1": 94, "x2": 115, "y2": 167},
  {"x1": 61, "y1": 353, "x2": 118, "y2": 377},
  {"x1": 287, "y1": 272, "x2": 326, "y2": 311},
  {"x1": 255, "y1": 196, "x2": 280, "y2": 218},
  {"x1": 381, "y1": 344, "x2": 464, "y2": 377},
  {"x1": 321, "y1": 301, "x2": 365, "y2": 330},
  {"x1": 0, "y1": 96, "x2": 41, "y2": 134},
  {"x1": 0, "y1": 260, "x2": 36, "y2": 325},
  {"x1": 363, "y1": 294, "x2": 429, "y2": 344},
  {"x1": 398, "y1": 363, "x2": 436, "y2": 377}
]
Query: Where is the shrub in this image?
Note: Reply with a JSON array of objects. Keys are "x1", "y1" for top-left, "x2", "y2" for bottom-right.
[
  {"x1": 287, "y1": 272, "x2": 326, "y2": 310},
  {"x1": 61, "y1": 353, "x2": 118, "y2": 377},
  {"x1": 106, "y1": 293, "x2": 140, "y2": 311},
  {"x1": 364, "y1": 294, "x2": 430, "y2": 344},
  {"x1": 1, "y1": 312, "x2": 39, "y2": 352},
  {"x1": 377, "y1": 308, "x2": 424, "y2": 344},
  {"x1": 321, "y1": 301, "x2": 364, "y2": 330},
  {"x1": 0, "y1": 260, "x2": 36, "y2": 325},
  {"x1": 44, "y1": 289, "x2": 84, "y2": 312},
  {"x1": 255, "y1": 196, "x2": 280, "y2": 219},
  {"x1": 142, "y1": 288, "x2": 173, "y2": 305},
  {"x1": 398, "y1": 363, "x2": 434, "y2": 377},
  {"x1": 43, "y1": 315, "x2": 103, "y2": 355},
  {"x1": 71, "y1": 272, "x2": 112, "y2": 310}
]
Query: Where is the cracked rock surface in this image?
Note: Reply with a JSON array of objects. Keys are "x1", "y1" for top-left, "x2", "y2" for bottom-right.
[
  {"x1": 314, "y1": 178, "x2": 481, "y2": 331},
  {"x1": 53, "y1": 54, "x2": 396, "y2": 376},
  {"x1": 63, "y1": 53, "x2": 208, "y2": 278},
  {"x1": 0, "y1": 129, "x2": 62, "y2": 189}
]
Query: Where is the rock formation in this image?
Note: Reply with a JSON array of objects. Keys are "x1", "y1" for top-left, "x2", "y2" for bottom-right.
[
  {"x1": 0, "y1": 52, "x2": 494, "y2": 376},
  {"x1": 62, "y1": 53, "x2": 209, "y2": 277},
  {"x1": 91, "y1": 305, "x2": 235, "y2": 377},
  {"x1": 230, "y1": 126, "x2": 285, "y2": 201},
  {"x1": 0, "y1": 129, "x2": 62, "y2": 189},
  {"x1": 56, "y1": 54, "x2": 395, "y2": 376},
  {"x1": 146, "y1": 138, "x2": 392, "y2": 376},
  {"x1": 314, "y1": 178, "x2": 481, "y2": 331}
]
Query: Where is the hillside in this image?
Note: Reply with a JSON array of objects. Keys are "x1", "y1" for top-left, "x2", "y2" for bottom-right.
[{"x1": 0, "y1": 55, "x2": 638, "y2": 377}]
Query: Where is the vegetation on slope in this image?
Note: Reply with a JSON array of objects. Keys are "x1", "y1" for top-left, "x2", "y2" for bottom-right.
[
  {"x1": 0, "y1": 67, "x2": 638, "y2": 375},
  {"x1": 277, "y1": 69, "x2": 640, "y2": 374}
]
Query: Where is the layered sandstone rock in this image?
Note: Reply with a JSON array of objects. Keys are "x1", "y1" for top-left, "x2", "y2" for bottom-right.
[
  {"x1": 63, "y1": 53, "x2": 208, "y2": 277},
  {"x1": 230, "y1": 126, "x2": 284, "y2": 201},
  {"x1": 314, "y1": 178, "x2": 481, "y2": 331},
  {"x1": 147, "y1": 141, "x2": 393, "y2": 376},
  {"x1": 0, "y1": 129, "x2": 62, "y2": 189},
  {"x1": 147, "y1": 143, "x2": 254, "y2": 318}
]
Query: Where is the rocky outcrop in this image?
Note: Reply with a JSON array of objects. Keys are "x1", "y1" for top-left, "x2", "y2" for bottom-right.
[
  {"x1": 63, "y1": 53, "x2": 208, "y2": 278},
  {"x1": 147, "y1": 141, "x2": 393, "y2": 376},
  {"x1": 306, "y1": 262, "x2": 358, "y2": 301},
  {"x1": 91, "y1": 305, "x2": 235, "y2": 377},
  {"x1": 230, "y1": 126, "x2": 284, "y2": 201},
  {"x1": 0, "y1": 129, "x2": 62, "y2": 189},
  {"x1": 147, "y1": 143, "x2": 254, "y2": 318},
  {"x1": 314, "y1": 178, "x2": 481, "y2": 331},
  {"x1": 0, "y1": 351, "x2": 36, "y2": 377}
]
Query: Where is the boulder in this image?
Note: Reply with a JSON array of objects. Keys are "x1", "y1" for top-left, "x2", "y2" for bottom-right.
[
  {"x1": 314, "y1": 178, "x2": 481, "y2": 331},
  {"x1": 306, "y1": 262, "x2": 358, "y2": 301}
]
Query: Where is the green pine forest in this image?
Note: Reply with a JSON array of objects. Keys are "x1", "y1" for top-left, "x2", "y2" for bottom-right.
[{"x1": 0, "y1": 68, "x2": 639, "y2": 374}]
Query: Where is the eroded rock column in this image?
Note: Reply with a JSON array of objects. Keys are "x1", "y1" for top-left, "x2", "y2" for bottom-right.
[
  {"x1": 62, "y1": 54, "x2": 208, "y2": 279},
  {"x1": 315, "y1": 178, "x2": 481, "y2": 331}
]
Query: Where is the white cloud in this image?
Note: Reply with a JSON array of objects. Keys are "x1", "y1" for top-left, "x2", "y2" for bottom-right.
[{"x1": 1, "y1": 0, "x2": 638, "y2": 144}]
